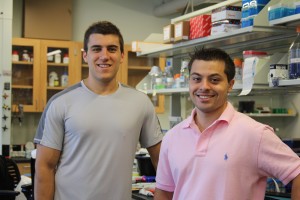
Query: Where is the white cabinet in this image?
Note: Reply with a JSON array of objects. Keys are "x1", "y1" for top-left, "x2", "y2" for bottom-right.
[{"x1": 137, "y1": 0, "x2": 300, "y2": 137}]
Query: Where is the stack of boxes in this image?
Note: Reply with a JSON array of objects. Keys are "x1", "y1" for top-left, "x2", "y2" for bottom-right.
[
  {"x1": 163, "y1": 15, "x2": 212, "y2": 43},
  {"x1": 241, "y1": 0, "x2": 270, "y2": 28},
  {"x1": 211, "y1": 5, "x2": 242, "y2": 35},
  {"x1": 163, "y1": 0, "x2": 275, "y2": 43}
]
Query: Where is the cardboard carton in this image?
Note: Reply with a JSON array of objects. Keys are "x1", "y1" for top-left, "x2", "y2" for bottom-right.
[
  {"x1": 174, "y1": 21, "x2": 190, "y2": 42},
  {"x1": 189, "y1": 15, "x2": 211, "y2": 40},
  {"x1": 163, "y1": 24, "x2": 174, "y2": 44},
  {"x1": 212, "y1": 6, "x2": 242, "y2": 22}
]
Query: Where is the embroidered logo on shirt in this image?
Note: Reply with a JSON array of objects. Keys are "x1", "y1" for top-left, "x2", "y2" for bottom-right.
[{"x1": 224, "y1": 153, "x2": 228, "y2": 160}]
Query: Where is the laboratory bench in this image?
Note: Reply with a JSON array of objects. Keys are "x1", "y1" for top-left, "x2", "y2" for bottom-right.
[{"x1": 131, "y1": 191, "x2": 291, "y2": 200}]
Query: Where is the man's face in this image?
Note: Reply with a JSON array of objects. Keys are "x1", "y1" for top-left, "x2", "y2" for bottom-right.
[
  {"x1": 189, "y1": 59, "x2": 234, "y2": 115},
  {"x1": 83, "y1": 33, "x2": 124, "y2": 83}
]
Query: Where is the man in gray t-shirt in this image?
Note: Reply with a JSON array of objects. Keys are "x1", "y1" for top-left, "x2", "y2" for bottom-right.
[{"x1": 34, "y1": 21, "x2": 163, "y2": 200}]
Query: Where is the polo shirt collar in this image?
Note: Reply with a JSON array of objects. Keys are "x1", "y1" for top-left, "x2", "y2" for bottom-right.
[{"x1": 183, "y1": 102, "x2": 235, "y2": 129}]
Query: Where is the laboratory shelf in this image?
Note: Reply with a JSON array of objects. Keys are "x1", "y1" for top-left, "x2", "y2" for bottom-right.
[{"x1": 269, "y1": 14, "x2": 300, "y2": 27}]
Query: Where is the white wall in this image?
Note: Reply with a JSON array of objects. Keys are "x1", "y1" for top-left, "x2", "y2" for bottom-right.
[
  {"x1": 13, "y1": 0, "x2": 173, "y2": 44},
  {"x1": 72, "y1": 0, "x2": 173, "y2": 43},
  {"x1": 1, "y1": 0, "x2": 12, "y2": 151}
]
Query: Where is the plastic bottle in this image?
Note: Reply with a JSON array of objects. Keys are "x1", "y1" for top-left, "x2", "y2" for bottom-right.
[
  {"x1": 61, "y1": 71, "x2": 69, "y2": 87},
  {"x1": 12, "y1": 50, "x2": 19, "y2": 62},
  {"x1": 55, "y1": 53, "x2": 61, "y2": 63},
  {"x1": 63, "y1": 53, "x2": 69, "y2": 64},
  {"x1": 22, "y1": 50, "x2": 29, "y2": 61},
  {"x1": 288, "y1": 26, "x2": 300, "y2": 79}
]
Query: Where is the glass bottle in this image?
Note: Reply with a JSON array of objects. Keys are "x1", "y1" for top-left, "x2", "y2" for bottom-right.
[
  {"x1": 165, "y1": 65, "x2": 174, "y2": 88},
  {"x1": 179, "y1": 60, "x2": 189, "y2": 88},
  {"x1": 149, "y1": 66, "x2": 162, "y2": 90}
]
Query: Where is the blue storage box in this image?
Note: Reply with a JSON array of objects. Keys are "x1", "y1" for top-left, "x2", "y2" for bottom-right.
[
  {"x1": 268, "y1": 3, "x2": 296, "y2": 21},
  {"x1": 241, "y1": 15, "x2": 255, "y2": 28},
  {"x1": 251, "y1": 0, "x2": 270, "y2": 5},
  {"x1": 249, "y1": 4, "x2": 266, "y2": 16},
  {"x1": 242, "y1": 3, "x2": 250, "y2": 18}
]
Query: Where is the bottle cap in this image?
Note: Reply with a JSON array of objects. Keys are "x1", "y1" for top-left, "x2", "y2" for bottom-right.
[
  {"x1": 243, "y1": 50, "x2": 267, "y2": 59},
  {"x1": 174, "y1": 73, "x2": 180, "y2": 79},
  {"x1": 233, "y1": 58, "x2": 243, "y2": 68}
]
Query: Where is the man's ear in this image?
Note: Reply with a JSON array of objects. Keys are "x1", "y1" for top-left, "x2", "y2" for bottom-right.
[
  {"x1": 228, "y1": 79, "x2": 235, "y2": 91},
  {"x1": 82, "y1": 51, "x2": 87, "y2": 63}
]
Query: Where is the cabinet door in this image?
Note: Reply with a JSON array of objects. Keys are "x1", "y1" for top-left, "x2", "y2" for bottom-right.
[
  {"x1": 124, "y1": 45, "x2": 165, "y2": 113},
  {"x1": 40, "y1": 40, "x2": 77, "y2": 110},
  {"x1": 76, "y1": 42, "x2": 125, "y2": 82},
  {"x1": 12, "y1": 38, "x2": 41, "y2": 112}
]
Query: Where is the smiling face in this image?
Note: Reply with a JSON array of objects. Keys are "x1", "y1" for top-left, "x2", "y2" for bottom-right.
[
  {"x1": 189, "y1": 59, "x2": 234, "y2": 117},
  {"x1": 83, "y1": 33, "x2": 124, "y2": 84}
]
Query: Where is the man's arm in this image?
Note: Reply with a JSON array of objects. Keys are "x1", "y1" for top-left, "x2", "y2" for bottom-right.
[
  {"x1": 154, "y1": 188, "x2": 173, "y2": 200},
  {"x1": 291, "y1": 173, "x2": 300, "y2": 199},
  {"x1": 35, "y1": 144, "x2": 61, "y2": 200},
  {"x1": 146, "y1": 141, "x2": 161, "y2": 170}
]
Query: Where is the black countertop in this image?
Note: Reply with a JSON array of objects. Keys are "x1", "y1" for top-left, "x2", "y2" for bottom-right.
[
  {"x1": 132, "y1": 191, "x2": 291, "y2": 200},
  {"x1": 132, "y1": 192, "x2": 153, "y2": 200}
]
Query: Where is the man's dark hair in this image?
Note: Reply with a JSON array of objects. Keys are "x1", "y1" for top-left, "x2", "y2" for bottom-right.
[
  {"x1": 188, "y1": 47, "x2": 235, "y2": 82},
  {"x1": 83, "y1": 21, "x2": 124, "y2": 54}
]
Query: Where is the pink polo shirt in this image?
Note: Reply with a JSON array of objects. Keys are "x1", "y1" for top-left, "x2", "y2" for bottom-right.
[{"x1": 156, "y1": 102, "x2": 300, "y2": 200}]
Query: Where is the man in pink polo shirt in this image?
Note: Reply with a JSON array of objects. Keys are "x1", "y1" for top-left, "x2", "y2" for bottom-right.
[{"x1": 154, "y1": 48, "x2": 300, "y2": 200}]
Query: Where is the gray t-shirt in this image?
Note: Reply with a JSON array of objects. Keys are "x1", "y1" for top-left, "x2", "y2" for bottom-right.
[{"x1": 34, "y1": 81, "x2": 163, "y2": 200}]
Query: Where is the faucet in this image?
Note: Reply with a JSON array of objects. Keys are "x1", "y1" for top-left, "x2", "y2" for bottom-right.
[
  {"x1": 12, "y1": 104, "x2": 24, "y2": 126},
  {"x1": 17, "y1": 104, "x2": 24, "y2": 125}
]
